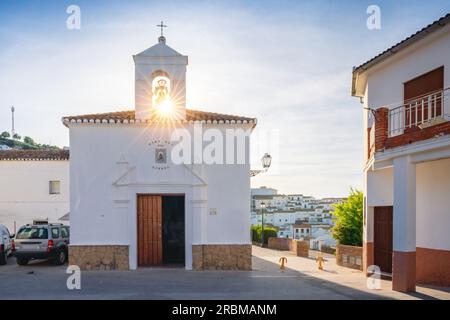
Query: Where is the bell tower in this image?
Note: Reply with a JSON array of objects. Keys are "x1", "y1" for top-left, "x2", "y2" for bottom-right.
[{"x1": 133, "y1": 24, "x2": 188, "y2": 120}]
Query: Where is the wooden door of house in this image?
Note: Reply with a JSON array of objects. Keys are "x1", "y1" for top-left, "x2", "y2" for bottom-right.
[
  {"x1": 137, "y1": 195, "x2": 163, "y2": 266},
  {"x1": 374, "y1": 206, "x2": 393, "y2": 274}
]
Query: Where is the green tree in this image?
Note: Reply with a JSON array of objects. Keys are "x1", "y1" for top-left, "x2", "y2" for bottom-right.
[
  {"x1": 332, "y1": 189, "x2": 363, "y2": 246},
  {"x1": 12, "y1": 133, "x2": 21, "y2": 140},
  {"x1": 250, "y1": 225, "x2": 278, "y2": 245},
  {"x1": 23, "y1": 136, "x2": 35, "y2": 145},
  {"x1": 1, "y1": 131, "x2": 10, "y2": 138}
]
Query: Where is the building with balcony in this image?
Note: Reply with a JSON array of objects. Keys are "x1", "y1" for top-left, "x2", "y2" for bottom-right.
[{"x1": 352, "y1": 14, "x2": 450, "y2": 292}]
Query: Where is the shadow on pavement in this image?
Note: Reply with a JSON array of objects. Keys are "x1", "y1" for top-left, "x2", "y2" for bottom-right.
[{"x1": 252, "y1": 256, "x2": 391, "y2": 300}]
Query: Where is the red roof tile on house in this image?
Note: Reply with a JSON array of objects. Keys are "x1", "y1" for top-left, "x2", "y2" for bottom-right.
[
  {"x1": 293, "y1": 224, "x2": 312, "y2": 229},
  {"x1": 0, "y1": 150, "x2": 69, "y2": 161}
]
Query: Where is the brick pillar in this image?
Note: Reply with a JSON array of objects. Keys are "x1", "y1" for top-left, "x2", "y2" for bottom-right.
[
  {"x1": 374, "y1": 107, "x2": 389, "y2": 152},
  {"x1": 363, "y1": 241, "x2": 374, "y2": 276}
]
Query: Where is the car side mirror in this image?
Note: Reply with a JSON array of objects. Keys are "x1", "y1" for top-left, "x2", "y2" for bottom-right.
[{"x1": 10, "y1": 234, "x2": 15, "y2": 239}]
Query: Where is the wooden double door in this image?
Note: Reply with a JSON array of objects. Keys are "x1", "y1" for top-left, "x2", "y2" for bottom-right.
[
  {"x1": 137, "y1": 194, "x2": 185, "y2": 267},
  {"x1": 374, "y1": 206, "x2": 393, "y2": 274}
]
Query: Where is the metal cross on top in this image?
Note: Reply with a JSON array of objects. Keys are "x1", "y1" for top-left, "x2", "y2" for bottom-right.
[{"x1": 157, "y1": 21, "x2": 167, "y2": 36}]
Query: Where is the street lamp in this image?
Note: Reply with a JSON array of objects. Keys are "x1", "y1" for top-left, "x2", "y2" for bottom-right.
[
  {"x1": 261, "y1": 153, "x2": 272, "y2": 170},
  {"x1": 250, "y1": 153, "x2": 272, "y2": 177},
  {"x1": 249, "y1": 154, "x2": 272, "y2": 246},
  {"x1": 260, "y1": 201, "x2": 266, "y2": 247}
]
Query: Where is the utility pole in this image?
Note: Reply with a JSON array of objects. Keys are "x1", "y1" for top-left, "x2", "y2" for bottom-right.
[
  {"x1": 11, "y1": 106, "x2": 15, "y2": 136},
  {"x1": 260, "y1": 202, "x2": 266, "y2": 247}
]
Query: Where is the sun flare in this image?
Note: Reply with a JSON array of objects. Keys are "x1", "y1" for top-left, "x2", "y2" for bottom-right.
[{"x1": 155, "y1": 98, "x2": 174, "y2": 115}]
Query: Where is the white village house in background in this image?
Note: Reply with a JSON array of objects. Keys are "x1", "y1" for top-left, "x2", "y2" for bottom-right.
[
  {"x1": 250, "y1": 186, "x2": 344, "y2": 250},
  {"x1": 0, "y1": 150, "x2": 69, "y2": 233},
  {"x1": 352, "y1": 13, "x2": 450, "y2": 292},
  {"x1": 62, "y1": 32, "x2": 257, "y2": 271}
]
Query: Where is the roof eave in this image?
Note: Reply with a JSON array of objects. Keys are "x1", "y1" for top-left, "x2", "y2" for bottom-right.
[
  {"x1": 353, "y1": 13, "x2": 450, "y2": 78},
  {"x1": 62, "y1": 118, "x2": 257, "y2": 127},
  {"x1": 351, "y1": 70, "x2": 359, "y2": 98},
  {"x1": 351, "y1": 68, "x2": 367, "y2": 98}
]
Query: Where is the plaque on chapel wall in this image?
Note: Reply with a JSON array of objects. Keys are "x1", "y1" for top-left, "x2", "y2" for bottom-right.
[
  {"x1": 155, "y1": 148, "x2": 167, "y2": 164},
  {"x1": 149, "y1": 139, "x2": 173, "y2": 170}
]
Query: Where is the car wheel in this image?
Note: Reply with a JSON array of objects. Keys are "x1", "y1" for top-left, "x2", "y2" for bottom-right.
[
  {"x1": 55, "y1": 249, "x2": 66, "y2": 265},
  {"x1": 0, "y1": 250, "x2": 7, "y2": 265},
  {"x1": 16, "y1": 257, "x2": 29, "y2": 266}
]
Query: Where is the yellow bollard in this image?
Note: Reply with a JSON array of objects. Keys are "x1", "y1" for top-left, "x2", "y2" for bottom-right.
[
  {"x1": 279, "y1": 257, "x2": 287, "y2": 272},
  {"x1": 316, "y1": 254, "x2": 325, "y2": 270}
]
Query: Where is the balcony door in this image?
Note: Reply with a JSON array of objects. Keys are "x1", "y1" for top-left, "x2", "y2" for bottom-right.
[{"x1": 404, "y1": 66, "x2": 444, "y2": 127}]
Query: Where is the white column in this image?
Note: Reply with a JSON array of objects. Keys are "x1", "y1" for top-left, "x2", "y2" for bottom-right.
[
  {"x1": 393, "y1": 156, "x2": 416, "y2": 252},
  {"x1": 364, "y1": 206, "x2": 374, "y2": 243},
  {"x1": 363, "y1": 169, "x2": 375, "y2": 275},
  {"x1": 392, "y1": 155, "x2": 416, "y2": 292}
]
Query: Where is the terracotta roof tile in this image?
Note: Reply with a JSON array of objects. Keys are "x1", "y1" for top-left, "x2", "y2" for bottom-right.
[
  {"x1": 293, "y1": 223, "x2": 312, "y2": 228},
  {"x1": 62, "y1": 109, "x2": 256, "y2": 125},
  {"x1": 0, "y1": 150, "x2": 69, "y2": 161}
]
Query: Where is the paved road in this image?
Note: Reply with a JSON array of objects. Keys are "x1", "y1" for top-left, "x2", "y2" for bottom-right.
[
  {"x1": 252, "y1": 246, "x2": 450, "y2": 300},
  {"x1": 0, "y1": 246, "x2": 449, "y2": 300}
]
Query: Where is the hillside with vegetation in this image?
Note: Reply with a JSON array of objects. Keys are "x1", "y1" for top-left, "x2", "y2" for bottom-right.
[{"x1": 0, "y1": 131, "x2": 60, "y2": 150}]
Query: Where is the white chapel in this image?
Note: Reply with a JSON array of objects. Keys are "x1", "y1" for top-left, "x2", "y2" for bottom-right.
[{"x1": 63, "y1": 30, "x2": 256, "y2": 270}]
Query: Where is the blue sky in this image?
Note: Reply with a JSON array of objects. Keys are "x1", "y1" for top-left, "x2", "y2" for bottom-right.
[{"x1": 1, "y1": 1, "x2": 449, "y2": 197}]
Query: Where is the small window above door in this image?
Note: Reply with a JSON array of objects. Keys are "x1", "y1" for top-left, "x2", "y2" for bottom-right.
[{"x1": 49, "y1": 181, "x2": 61, "y2": 194}]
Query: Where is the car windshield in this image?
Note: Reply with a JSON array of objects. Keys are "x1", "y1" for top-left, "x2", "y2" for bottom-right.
[{"x1": 16, "y1": 227, "x2": 48, "y2": 239}]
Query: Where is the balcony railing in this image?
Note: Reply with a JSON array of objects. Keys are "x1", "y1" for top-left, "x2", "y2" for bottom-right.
[{"x1": 388, "y1": 88, "x2": 449, "y2": 137}]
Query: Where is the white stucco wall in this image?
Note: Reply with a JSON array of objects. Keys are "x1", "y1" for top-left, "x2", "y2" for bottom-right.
[
  {"x1": 364, "y1": 158, "x2": 450, "y2": 251},
  {"x1": 366, "y1": 167, "x2": 393, "y2": 207},
  {"x1": 272, "y1": 212, "x2": 309, "y2": 227},
  {"x1": 0, "y1": 160, "x2": 69, "y2": 233},
  {"x1": 416, "y1": 158, "x2": 450, "y2": 251},
  {"x1": 68, "y1": 123, "x2": 252, "y2": 270},
  {"x1": 366, "y1": 27, "x2": 450, "y2": 111}
]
